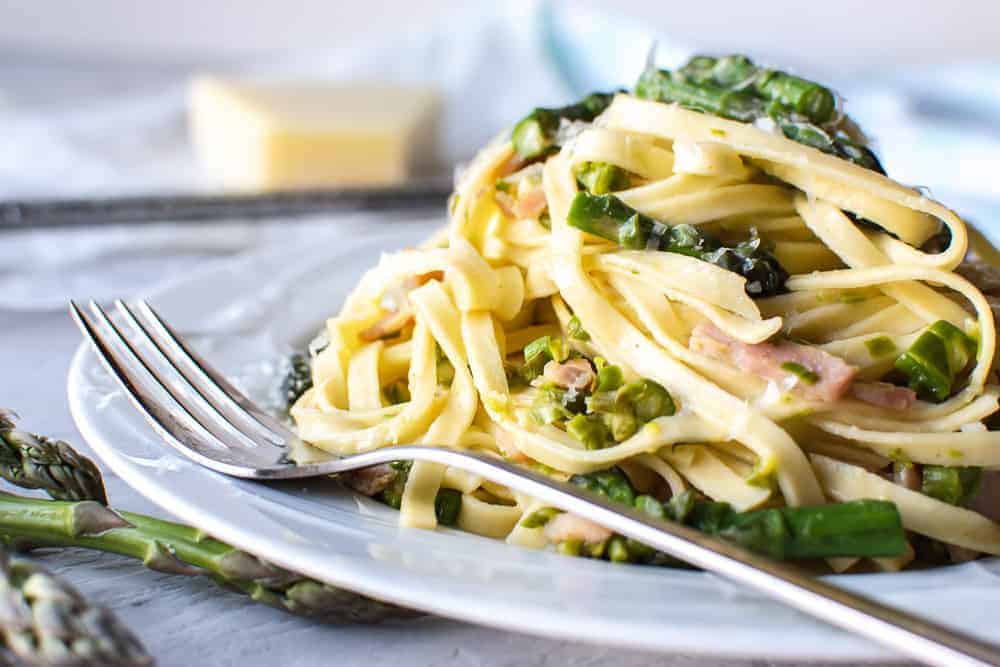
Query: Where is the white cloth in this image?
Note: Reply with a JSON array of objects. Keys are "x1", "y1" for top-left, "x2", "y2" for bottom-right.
[{"x1": 0, "y1": 0, "x2": 998, "y2": 310}]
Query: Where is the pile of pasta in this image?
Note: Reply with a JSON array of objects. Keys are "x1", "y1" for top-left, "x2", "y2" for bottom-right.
[{"x1": 290, "y1": 93, "x2": 1000, "y2": 568}]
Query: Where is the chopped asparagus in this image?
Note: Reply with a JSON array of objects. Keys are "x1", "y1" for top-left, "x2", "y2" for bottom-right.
[
  {"x1": 511, "y1": 92, "x2": 618, "y2": 160},
  {"x1": 894, "y1": 320, "x2": 977, "y2": 401},
  {"x1": 922, "y1": 466, "x2": 982, "y2": 507},
  {"x1": 566, "y1": 192, "x2": 789, "y2": 297},
  {"x1": 281, "y1": 352, "x2": 313, "y2": 409},
  {"x1": 574, "y1": 161, "x2": 633, "y2": 195},
  {"x1": 616, "y1": 379, "x2": 675, "y2": 422},
  {"x1": 636, "y1": 54, "x2": 884, "y2": 173}
]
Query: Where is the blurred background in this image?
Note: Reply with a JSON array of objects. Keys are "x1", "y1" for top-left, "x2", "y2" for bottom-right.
[
  {"x1": 0, "y1": 0, "x2": 998, "y2": 308},
  {"x1": 2, "y1": 0, "x2": 999, "y2": 69}
]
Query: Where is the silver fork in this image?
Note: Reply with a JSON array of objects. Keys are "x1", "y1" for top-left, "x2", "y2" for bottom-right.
[{"x1": 70, "y1": 298, "x2": 1000, "y2": 667}]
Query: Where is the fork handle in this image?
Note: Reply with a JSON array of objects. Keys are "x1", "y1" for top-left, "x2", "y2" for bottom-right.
[{"x1": 295, "y1": 446, "x2": 997, "y2": 667}]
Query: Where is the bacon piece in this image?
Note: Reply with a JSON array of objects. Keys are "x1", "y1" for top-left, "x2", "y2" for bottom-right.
[
  {"x1": 542, "y1": 358, "x2": 595, "y2": 391},
  {"x1": 341, "y1": 464, "x2": 397, "y2": 496},
  {"x1": 359, "y1": 310, "x2": 414, "y2": 342},
  {"x1": 544, "y1": 512, "x2": 613, "y2": 545},
  {"x1": 512, "y1": 187, "x2": 548, "y2": 220},
  {"x1": 971, "y1": 471, "x2": 1000, "y2": 523},
  {"x1": 852, "y1": 381, "x2": 917, "y2": 411},
  {"x1": 892, "y1": 463, "x2": 922, "y2": 492},
  {"x1": 690, "y1": 323, "x2": 857, "y2": 402},
  {"x1": 362, "y1": 271, "x2": 444, "y2": 342}
]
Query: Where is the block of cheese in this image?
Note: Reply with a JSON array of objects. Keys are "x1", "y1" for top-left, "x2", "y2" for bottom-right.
[{"x1": 188, "y1": 77, "x2": 440, "y2": 190}]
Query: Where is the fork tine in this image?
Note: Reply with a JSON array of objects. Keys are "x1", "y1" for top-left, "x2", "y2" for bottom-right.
[
  {"x1": 134, "y1": 300, "x2": 295, "y2": 442},
  {"x1": 69, "y1": 301, "x2": 253, "y2": 473},
  {"x1": 113, "y1": 300, "x2": 280, "y2": 450},
  {"x1": 86, "y1": 301, "x2": 263, "y2": 454}
]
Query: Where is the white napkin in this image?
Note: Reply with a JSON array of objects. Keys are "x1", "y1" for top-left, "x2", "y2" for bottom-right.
[{"x1": 0, "y1": 0, "x2": 998, "y2": 310}]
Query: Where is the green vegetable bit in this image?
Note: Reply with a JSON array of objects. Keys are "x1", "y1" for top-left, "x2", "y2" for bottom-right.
[
  {"x1": 780, "y1": 361, "x2": 819, "y2": 385},
  {"x1": 521, "y1": 507, "x2": 562, "y2": 528},
  {"x1": 566, "y1": 192, "x2": 788, "y2": 297},
  {"x1": 922, "y1": 466, "x2": 982, "y2": 507},
  {"x1": 864, "y1": 336, "x2": 898, "y2": 358},
  {"x1": 574, "y1": 161, "x2": 632, "y2": 195},
  {"x1": 511, "y1": 92, "x2": 618, "y2": 160},
  {"x1": 434, "y1": 489, "x2": 463, "y2": 526},
  {"x1": 566, "y1": 414, "x2": 613, "y2": 450},
  {"x1": 596, "y1": 364, "x2": 624, "y2": 392},
  {"x1": 566, "y1": 315, "x2": 591, "y2": 341},
  {"x1": 617, "y1": 379, "x2": 675, "y2": 422},
  {"x1": 281, "y1": 352, "x2": 313, "y2": 409},
  {"x1": 529, "y1": 384, "x2": 575, "y2": 425},
  {"x1": 894, "y1": 320, "x2": 977, "y2": 401},
  {"x1": 522, "y1": 335, "x2": 569, "y2": 381},
  {"x1": 570, "y1": 467, "x2": 636, "y2": 506}
]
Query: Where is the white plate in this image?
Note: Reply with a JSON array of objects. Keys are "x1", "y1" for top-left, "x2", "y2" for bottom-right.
[{"x1": 68, "y1": 217, "x2": 1000, "y2": 663}]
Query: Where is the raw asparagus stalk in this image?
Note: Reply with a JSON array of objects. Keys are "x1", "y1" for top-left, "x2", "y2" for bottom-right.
[
  {"x1": 0, "y1": 411, "x2": 107, "y2": 505},
  {"x1": 0, "y1": 493, "x2": 414, "y2": 624},
  {"x1": 0, "y1": 546, "x2": 151, "y2": 666}
]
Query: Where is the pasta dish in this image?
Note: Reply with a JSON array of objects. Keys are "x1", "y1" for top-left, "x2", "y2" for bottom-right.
[{"x1": 284, "y1": 55, "x2": 1000, "y2": 571}]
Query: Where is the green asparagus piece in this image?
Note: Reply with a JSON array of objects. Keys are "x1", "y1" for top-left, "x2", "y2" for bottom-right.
[
  {"x1": 0, "y1": 547, "x2": 151, "y2": 666},
  {"x1": 894, "y1": 320, "x2": 977, "y2": 401},
  {"x1": 0, "y1": 493, "x2": 414, "y2": 624},
  {"x1": 616, "y1": 379, "x2": 675, "y2": 422},
  {"x1": 922, "y1": 466, "x2": 982, "y2": 507},
  {"x1": 680, "y1": 496, "x2": 907, "y2": 559},
  {"x1": 562, "y1": 471, "x2": 906, "y2": 561},
  {"x1": 573, "y1": 161, "x2": 633, "y2": 195},
  {"x1": 566, "y1": 414, "x2": 612, "y2": 450},
  {"x1": 678, "y1": 54, "x2": 836, "y2": 124},
  {"x1": 566, "y1": 316, "x2": 591, "y2": 342},
  {"x1": 636, "y1": 55, "x2": 884, "y2": 173},
  {"x1": 636, "y1": 67, "x2": 765, "y2": 122},
  {"x1": 0, "y1": 411, "x2": 107, "y2": 505},
  {"x1": 511, "y1": 92, "x2": 618, "y2": 160},
  {"x1": 566, "y1": 192, "x2": 789, "y2": 297},
  {"x1": 281, "y1": 352, "x2": 313, "y2": 409}
]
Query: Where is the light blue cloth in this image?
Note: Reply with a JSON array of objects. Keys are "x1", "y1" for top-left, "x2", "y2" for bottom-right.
[{"x1": 0, "y1": 0, "x2": 997, "y2": 310}]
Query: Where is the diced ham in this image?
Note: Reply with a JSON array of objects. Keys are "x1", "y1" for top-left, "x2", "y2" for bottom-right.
[
  {"x1": 512, "y1": 187, "x2": 548, "y2": 220},
  {"x1": 542, "y1": 358, "x2": 595, "y2": 391},
  {"x1": 892, "y1": 463, "x2": 922, "y2": 492},
  {"x1": 544, "y1": 512, "x2": 613, "y2": 545},
  {"x1": 690, "y1": 323, "x2": 858, "y2": 402},
  {"x1": 971, "y1": 471, "x2": 1000, "y2": 523},
  {"x1": 341, "y1": 464, "x2": 397, "y2": 496},
  {"x1": 359, "y1": 310, "x2": 414, "y2": 342},
  {"x1": 852, "y1": 382, "x2": 917, "y2": 411},
  {"x1": 361, "y1": 271, "x2": 444, "y2": 342}
]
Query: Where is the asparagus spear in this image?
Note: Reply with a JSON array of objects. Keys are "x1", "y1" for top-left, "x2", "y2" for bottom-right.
[
  {"x1": 0, "y1": 411, "x2": 107, "y2": 505},
  {"x1": 566, "y1": 192, "x2": 788, "y2": 297},
  {"x1": 511, "y1": 92, "x2": 618, "y2": 160},
  {"x1": 0, "y1": 493, "x2": 414, "y2": 623},
  {"x1": 0, "y1": 410, "x2": 414, "y2": 623},
  {"x1": 0, "y1": 546, "x2": 151, "y2": 666}
]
